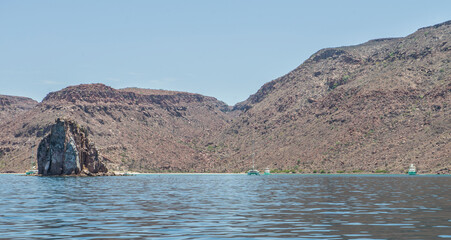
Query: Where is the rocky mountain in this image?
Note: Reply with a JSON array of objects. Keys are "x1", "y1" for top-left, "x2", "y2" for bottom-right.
[
  {"x1": 0, "y1": 84, "x2": 233, "y2": 172},
  {"x1": 215, "y1": 21, "x2": 450, "y2": 174},
  {"x1": 0, "y1": 21, "x2": 449, "y2": 174},
  {"x1": 0, "y1": 95, "x2": 37, "y2": 124}
]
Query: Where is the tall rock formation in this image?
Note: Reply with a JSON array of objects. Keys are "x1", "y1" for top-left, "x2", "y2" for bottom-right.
[{"x1": 37, "y1": 118, "x2": 108, "y2": 175}]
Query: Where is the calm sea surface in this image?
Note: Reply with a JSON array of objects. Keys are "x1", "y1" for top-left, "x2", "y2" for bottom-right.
[{"x1": 0, "y1": 174, "x2": 449, "y2": 239}]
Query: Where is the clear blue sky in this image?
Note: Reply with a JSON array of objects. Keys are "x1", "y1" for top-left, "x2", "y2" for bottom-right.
[{"x1": 0, "y1": 0, "x2": 450, "y2": 105}]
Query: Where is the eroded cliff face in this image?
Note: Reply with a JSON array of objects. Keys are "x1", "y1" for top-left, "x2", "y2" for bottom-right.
[{"x1": 37, "y1": 118, "x2": 108, "y2": 175}]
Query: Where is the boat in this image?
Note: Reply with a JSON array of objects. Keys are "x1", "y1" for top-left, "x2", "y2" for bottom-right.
[
  {"x1": 247, "y1": 157, "x2": 260, "y2": 175},
  {"x1": 26, "y1": 158, "x2": 37, "y2": 175},
  {"x1": 247, "y1": 147, "x2": 260, "y2": 175},
  {"x1": 247, "y1": 169, "x2": 260, "y2": 175},
  {"x1": 264, "y1": 167, "x2": 271, "y2": 175},
  {"x1": 25, "y1": 169, "x2": 38, "y2": 175},
  {"x1": 408, "y1": 164, "x2": 416, "y2": 175}
]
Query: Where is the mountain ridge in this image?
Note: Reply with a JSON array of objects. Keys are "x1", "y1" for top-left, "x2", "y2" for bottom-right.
[
  {"x1": 1, "y1": 20, "x2": 449, "y2": 173},
  {"x1": 213, "y1": 20, "x2": 450, "y2": 174}
]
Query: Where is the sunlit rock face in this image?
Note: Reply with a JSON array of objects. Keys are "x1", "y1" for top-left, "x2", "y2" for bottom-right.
[{"x1": 37, "y1": 118, "x2": 108, "y2": 175}]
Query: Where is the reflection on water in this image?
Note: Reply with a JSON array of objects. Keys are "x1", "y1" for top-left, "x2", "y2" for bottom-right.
[{"x1": 0, "y1": 174, "x2": 449, "y2": 239}]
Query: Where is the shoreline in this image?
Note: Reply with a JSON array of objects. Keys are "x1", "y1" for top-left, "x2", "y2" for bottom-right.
[{"x1": 2, "y1": 172, "x2": 448, "y2": 175}]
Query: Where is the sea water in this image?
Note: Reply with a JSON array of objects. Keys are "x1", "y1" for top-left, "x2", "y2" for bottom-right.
[{"x1": 0, "y1": 174, "x2": 449, "y2": 239}]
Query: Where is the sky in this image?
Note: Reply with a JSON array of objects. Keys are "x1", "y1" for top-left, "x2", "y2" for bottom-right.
[{"x1": 0, "y1": 0, "x2": 450, "y2": 105}]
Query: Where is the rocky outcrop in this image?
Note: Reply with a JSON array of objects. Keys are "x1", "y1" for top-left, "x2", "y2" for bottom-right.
[
  {"x1": 0, "y1": 21, "x2": 449, "y2": 174},
  {"x1": 436, "y1": 168, "x2": 450, "y2": 175},
  {"x1": 0, "y1": 82, "x2": 233, "y2": 173},
  {"x1": 37, "y1": 118, "x2": 108, "y2": 175}
]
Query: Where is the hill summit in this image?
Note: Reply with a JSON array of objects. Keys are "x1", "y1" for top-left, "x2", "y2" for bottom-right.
[{"x1": 0, "y1": 21, "x2": 449, "y2": 174}]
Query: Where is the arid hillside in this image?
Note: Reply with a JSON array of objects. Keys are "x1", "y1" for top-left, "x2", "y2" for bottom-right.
[
  {"x1": 213, "y1": 21, "x2": 450, "y2": 174},
  {"x1": 0, "y1": 95, "x2": 37, "y2": 124},
  {"x1": 0, "y1": 21, "x2": 449, "y2": 174},
  {"x1": 0, "y1": 84, "x2": 233, "y2": 172}
]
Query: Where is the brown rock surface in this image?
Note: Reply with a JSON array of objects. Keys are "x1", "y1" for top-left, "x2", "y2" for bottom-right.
[
  {"x1": 0, "y1": 84, "x2": 232, "y2": 173},
  {"x1": 0, "y1": 21, "x2": 449, "y2": 174},
  {"x1": 215, "y1": 21, "x2": 450, "y2": 174},
  {"x1": 0, "y1": 95, "x2": 37, "y2": 124}
]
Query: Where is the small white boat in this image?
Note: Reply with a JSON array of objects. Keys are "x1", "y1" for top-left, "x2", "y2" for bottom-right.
[
  {"x1": 25, "y1": 169, "x2": 38, "y2": 175},
  {"x1": 247, "y1": 169, "x2": 260, "y2": 175},
  {"x1": 408, "y1": 164, "x2": 416, "y2": 175},
  {"x1": 247, "y1": 147, "x2": 259, "y2": 175}
]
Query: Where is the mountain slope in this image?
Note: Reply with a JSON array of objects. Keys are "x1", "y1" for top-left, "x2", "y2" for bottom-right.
[
  {"x1": 0, "y1": 21, "x2": 449, "y2": 174},
  {"x1": 0, "y1": 95, "x2": 37, "y2": 124},
  {"x1": 216, "y1": 21, "x2": 450, "y2": 174},
  {"x1": 0, "y1": 84, "x2": 233, "y2": 172}
]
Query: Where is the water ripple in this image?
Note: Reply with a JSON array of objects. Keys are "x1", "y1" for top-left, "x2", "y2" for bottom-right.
[{"x1": 0, "y1": 174, "x2": 449, "y2": 239}]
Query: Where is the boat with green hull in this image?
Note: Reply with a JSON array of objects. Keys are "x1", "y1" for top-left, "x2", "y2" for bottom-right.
[
  {"x1": 25, "y1": 170, "x2": 38, "y2": 175},
  {"x1": 408, "y1": 164, "x2": 416, "y2": 175},
  {"x1": 247, "y1": 169, "x2": 260, "y2": 175},
  {"x1": 247, "y1": 140, "x2": 260, "y2": 175}
]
